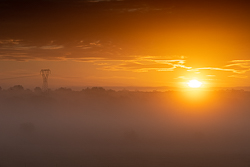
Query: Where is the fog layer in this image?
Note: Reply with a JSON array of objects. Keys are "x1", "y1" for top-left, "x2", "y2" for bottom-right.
[{"x1": 1, "y1": 87, "x2": 250, "y2": 167}]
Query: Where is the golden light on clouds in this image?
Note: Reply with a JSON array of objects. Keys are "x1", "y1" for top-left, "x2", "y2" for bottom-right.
[{"x1": 0, "y1": 1, "x2": 250, "y2": 89}]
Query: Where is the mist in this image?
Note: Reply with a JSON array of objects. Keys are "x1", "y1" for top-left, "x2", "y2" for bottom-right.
[{"x1": 0, "y1": 86, "x2": 250, "y2": 167}]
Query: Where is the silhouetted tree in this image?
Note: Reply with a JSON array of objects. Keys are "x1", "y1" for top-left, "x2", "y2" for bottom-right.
[
  {"x1": 82, "y1": 87, "x2": 106, "y2": 94},
  {"x1": 34, "y1": 87, "x2": 42, "y2": 93},
  {"x1": 25, "y1": 89, "x2": 33, "y2": 94},
  {"x1": 55, "y1": 87, "x2": 72, "y2": 92},
  {"x1": 82, "y1": 87, "x2": 90, "y2": 93},
  {"x1": 91, "y1": 87, "x2": 105, "y2": 92},
  {"x1": 107, "y1": 89, "x2": 116, "y2": 93},
  {"x1": 8, "y1": 85, "x2": 24, "y2": 91}
]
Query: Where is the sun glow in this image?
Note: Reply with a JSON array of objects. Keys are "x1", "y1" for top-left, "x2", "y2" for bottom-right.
[{"x1": 187, "y1": 79, "x2": 202, "y2": 88}]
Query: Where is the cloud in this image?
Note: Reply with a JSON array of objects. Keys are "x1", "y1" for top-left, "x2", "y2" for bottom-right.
[
  {"x1": 13, "y1": 46, "x2": 37, "y2": 50},
  {"x1": 207, "y1": 75, "x2": 215, "y2": 77},
  {"x1": 175, "y1": 76, "x2": 189, "y2": 80},
  {"x1": 1, "y1": 39, "x2": 249, "y2": 79},
  {"x1": 76, "y1": 57, "x2": 185, "y2": 72},
  {"x1": 228, "y1": 75, "x2": 248, "y2": 78},
  {"x1": 96, "y1": 57, "x2": 191, "y2": 72},
  {"x1": 230, "y1": 60, "x2": 250, "y2": 63},
  {"x1": 224, "y1": 60, "x2": 250, "y2": 77},
  {"x1": 225, "y1": 60, "x2": 250, "y2": 69},
  {"x1": 72, "y1": 57, "x2": 106, "y2": 62},
  {"x1": 40, "y1": 45, "x2": 64, "y2": 50},
  {"x1": 197, "y1": 67, "x2": 236, "y2": 72},
  {"x1": 191, "y1": 60, "x2": 250, "y2": 75},
  {"x1": 0, "y1": 39, "x2": 21, "y2": 45},
  {"x1": 76, "y1": 40, "x2": 102, "y2": 50},
  {"x1": 0, "y1": 39, "x2": 192, "y2": 72},
  {"x1": 0, "y1": 46, "x2": 36, "y2": 51},
  {"x1": 0, "y1": 39, "x2": 34, "y2": 51},
  {"x1": 0, "y1": 55, "x2": 35, "y2": 61},
  {"x1": 111, "y1": 7, "x2": 163, "y2": 13},
  {"x1": 0, "y1": 40, "x2": 68, "y2": 61},
  {"x1": 87, "y1": 76, "x2": 135, "y2": 80},
  {"x1": 184, "y1": 60, "x2": 250, "y2": 80}
]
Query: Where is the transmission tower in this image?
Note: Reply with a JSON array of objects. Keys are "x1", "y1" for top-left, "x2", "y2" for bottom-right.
[{"x1": 40, "y1": 69, "x2": 51, "y2": 92}]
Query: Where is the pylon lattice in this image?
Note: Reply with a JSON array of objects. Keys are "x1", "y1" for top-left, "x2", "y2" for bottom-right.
[{"x1": 40, "y1": 69, "x2": 51, "y2": 92}]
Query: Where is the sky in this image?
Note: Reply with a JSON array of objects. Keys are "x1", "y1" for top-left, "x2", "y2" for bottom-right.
[{"x1": 0, "y1": 0, "x2": 250, "y2": 89}]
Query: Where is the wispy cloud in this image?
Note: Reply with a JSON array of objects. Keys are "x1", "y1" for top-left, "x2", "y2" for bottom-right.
[
  {"x1": 228, "y1": 75, "x2": 248, "y2": 78},
  {"x1": 0, "y1": 40, "x2": 66, "y2": 61},
  {"x1": 196, "y1": 67, "x2": 236, "y2": 72},
  {"x1": 72, "y1": 57, "x2": 106, "y2": 62},
  {"x1": 0, "y1": 39, "x2": 192, "y2": 72},
  {"x1": 1, "y1": 39, "x2": 249, "y2": 79},
  {"x1": 190, "y1": 60, "x2": 250, "y2": 74},
  {"x1": 111, "y1": 7, "x2": 163, "y2": 13},
  {"x1": 225, "y1": 60, "x2": 250, "y2": 70},
  {"x1": 40, "y1": 45, "x2": 64, "y2": 50},
  {"x1": 0, "y1": 55, "x2": 34, "y2": 61},
  {"x1": 96, "y1": 56, "x2": 190, "y2": 72},
  {"x1": 188, "y1": 60, "x2": 250, "y2": 79},
  {"x1": 0, "y1": 39, "x2": 21, "y2": 45},
  {"x1": 76, "y1": 40, "x2": 102, "y2": 50}
]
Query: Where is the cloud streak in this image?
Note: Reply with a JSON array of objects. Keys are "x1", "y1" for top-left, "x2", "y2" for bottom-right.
[
  {"x1": 96, "y1": 57, "x2": 190, "y2": 72},
  {"x1": 0, "y1": 39, "x2": 123, "y2": 61},
  {"x1": 40, "y1": 45, "x2": 64, "y2": 50},
  {"x1": 1, "y1": 39, "x2": 250, "y2": 79},
  {"x1": 196, "y1": 60, "x2": 250, "y2": 74}
]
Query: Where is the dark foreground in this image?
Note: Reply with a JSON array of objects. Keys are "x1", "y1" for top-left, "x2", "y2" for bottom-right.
[{"x1": 1, "y1": 88, "x2": 250, "y2": 166}]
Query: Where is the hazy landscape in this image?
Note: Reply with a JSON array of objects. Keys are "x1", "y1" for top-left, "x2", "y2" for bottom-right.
[
  {"x1": 1, "y1": 0, "x2": 250, "y2": 166},
  {"x1": 1, "y1": 86, "x2": 250, "y2": 167}
]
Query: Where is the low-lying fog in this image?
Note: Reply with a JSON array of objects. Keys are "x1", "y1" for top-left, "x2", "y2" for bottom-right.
[{"x1": 0, "y1": 86, "x2": 250, "y2": 167}]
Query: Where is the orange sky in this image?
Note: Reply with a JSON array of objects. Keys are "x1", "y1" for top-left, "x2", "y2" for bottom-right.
[{"x1": 0, "y1": 0, "x2": 250, "y2": 90}]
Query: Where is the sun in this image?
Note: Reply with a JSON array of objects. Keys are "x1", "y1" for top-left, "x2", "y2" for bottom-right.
[{"x1": 187, "y1": 79, "x2": 202, "y2": 88}]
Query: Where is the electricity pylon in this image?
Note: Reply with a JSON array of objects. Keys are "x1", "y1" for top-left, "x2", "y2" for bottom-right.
[{"x1": 40, "y1": 69, "x2": 51, "y2": 92}]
